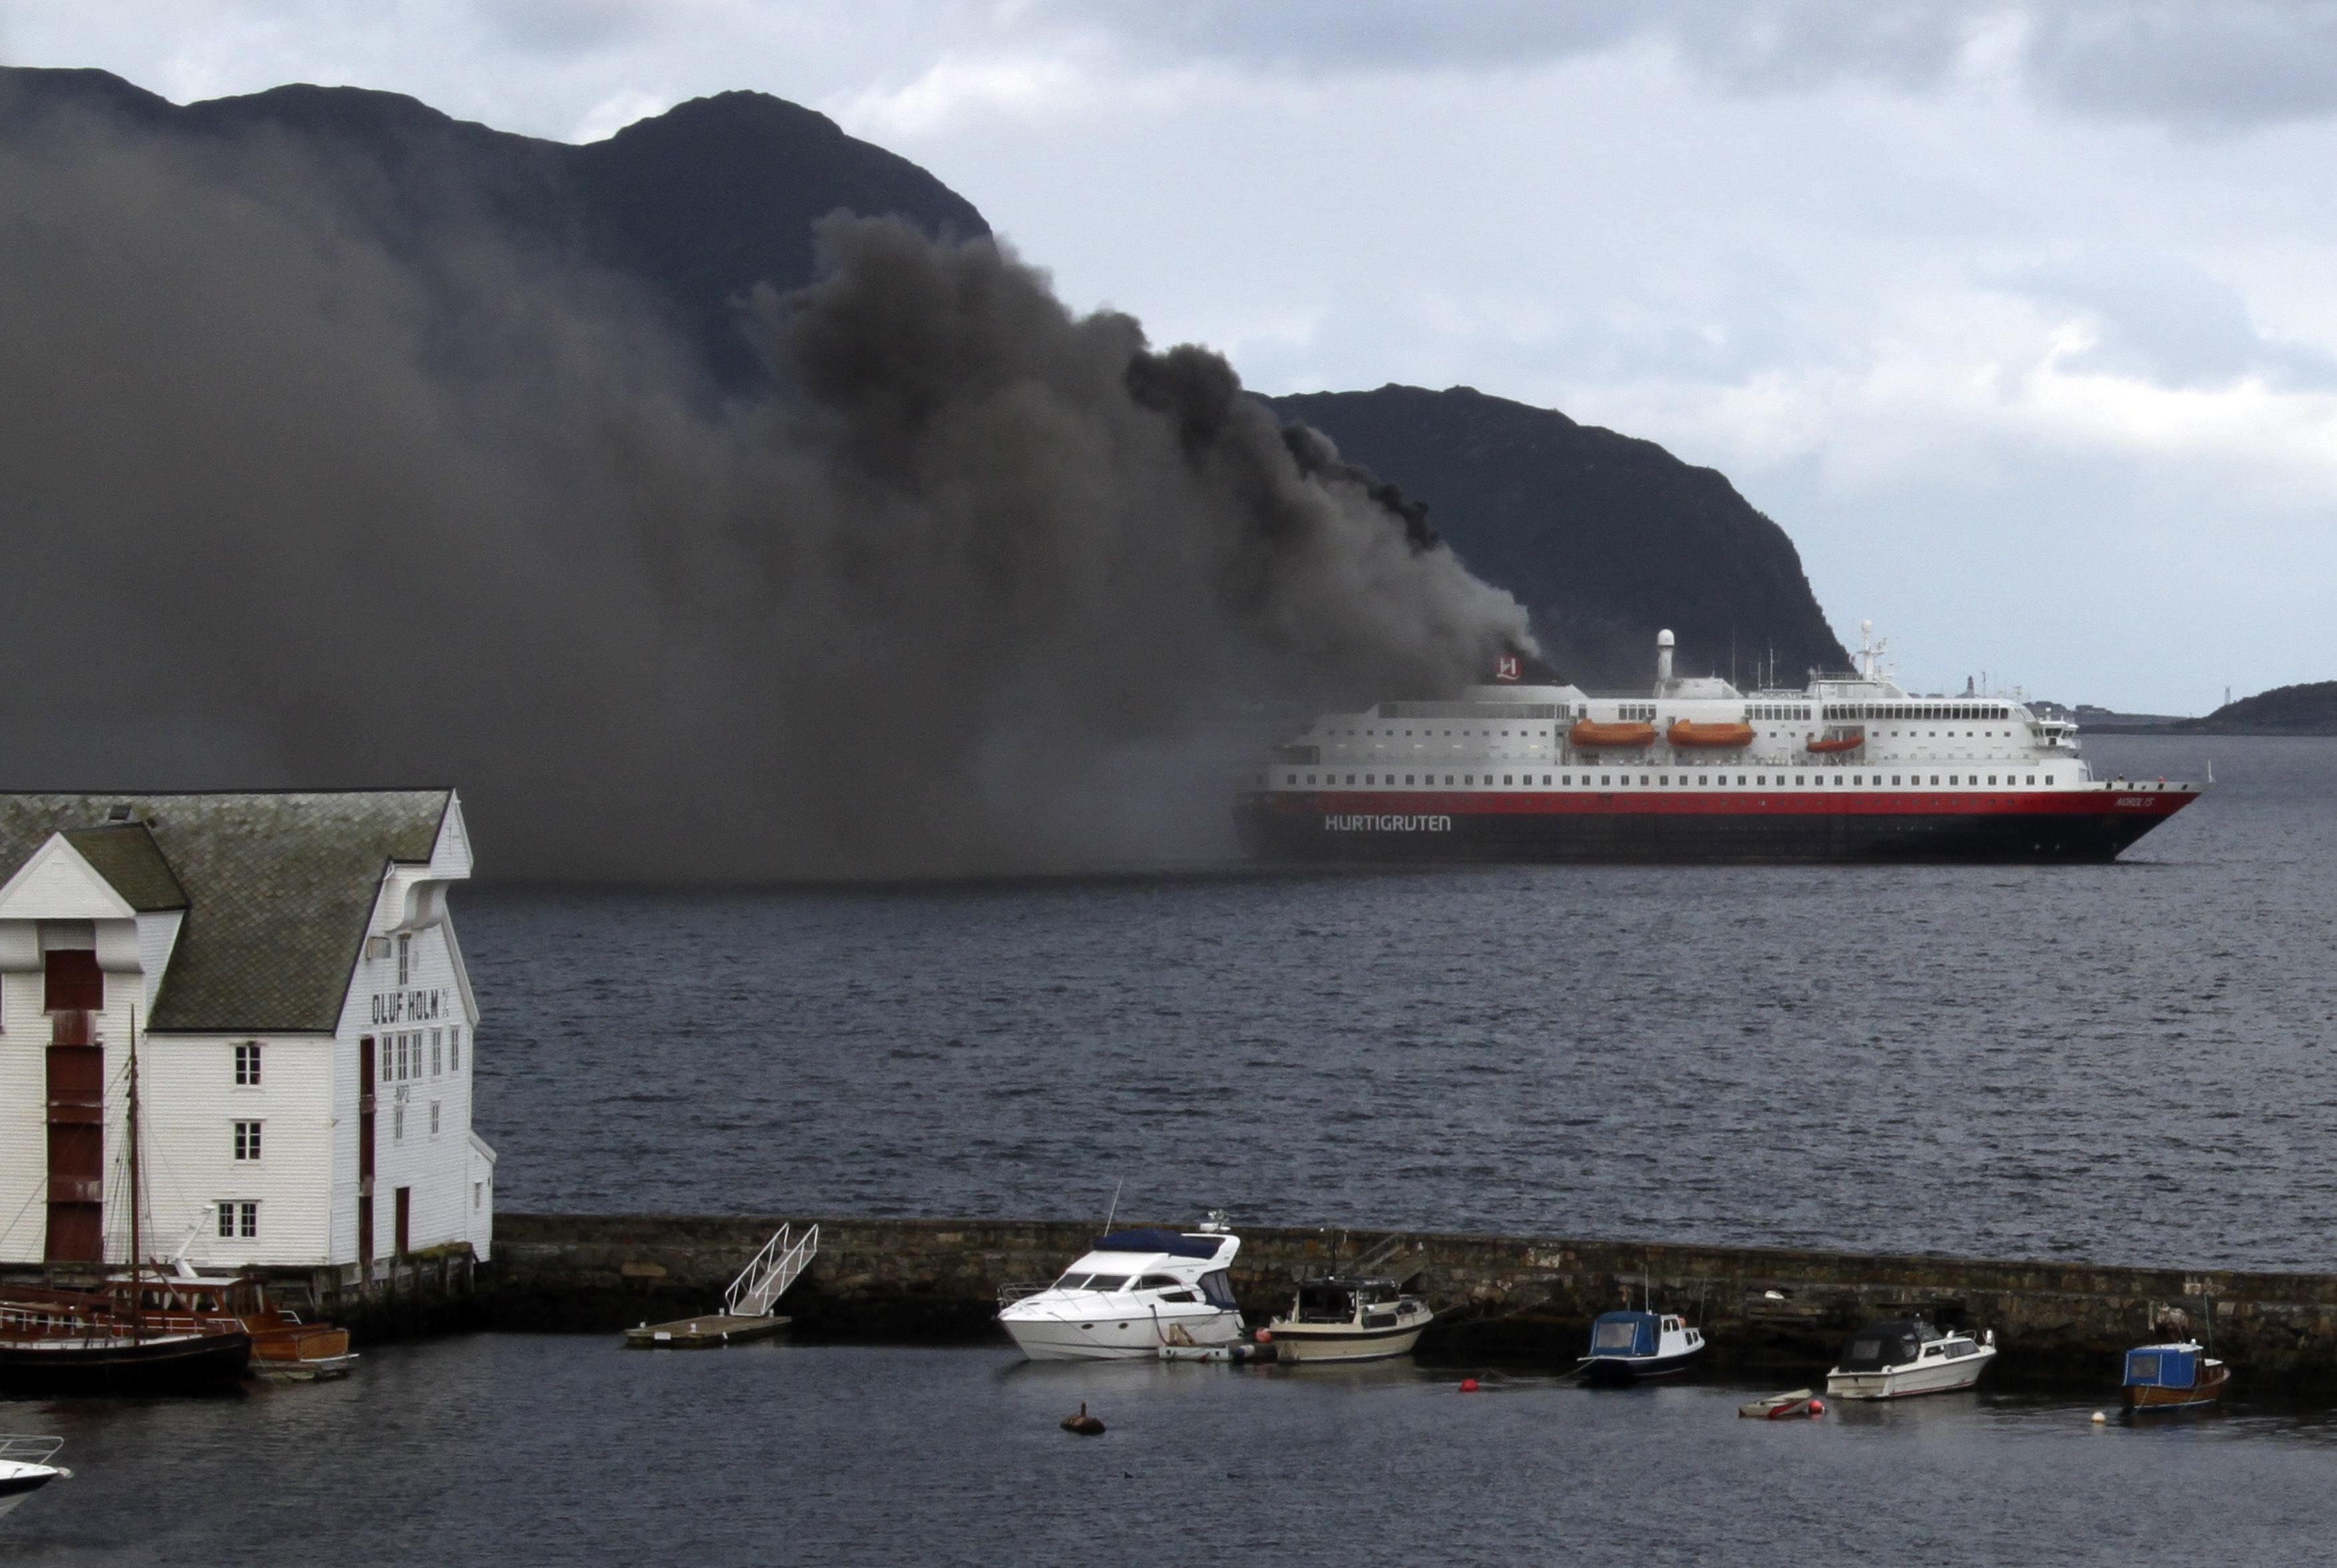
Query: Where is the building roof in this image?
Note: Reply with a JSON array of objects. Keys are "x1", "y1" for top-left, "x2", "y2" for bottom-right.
[
  {"x1": 0, "y1": 791, "x2": 452, "y2": 1032},
  {"x1": 59, "y1": 824, "x2": 189, "y2": 911}
]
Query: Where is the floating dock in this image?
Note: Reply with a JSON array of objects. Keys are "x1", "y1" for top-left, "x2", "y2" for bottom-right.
[
  {"x1": 622, "y1": 1314, "x2": 791, "y2": 1349},
  {"x1": 491, "y1": 1214, "x2": 2337, "y2": 1387}
]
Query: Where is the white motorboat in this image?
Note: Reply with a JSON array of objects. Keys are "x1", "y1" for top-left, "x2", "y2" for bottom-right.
[
  {"x1": 997, "y1": 1222, "x2": 1243, "y2": 1360},
  {"x1": 1826, "y1": 1318, "x2": 1996, "y2": 1400},
  {"x1": 0, "y1": 1436, "x2": 68, "y2": 1521},
  {"x1": 1264, "y1": 1275, "x2": 1434, "y2": 1363},
  {"x1": 1578, "y1": 1310, "x2": 1706, "y2": 1381}
]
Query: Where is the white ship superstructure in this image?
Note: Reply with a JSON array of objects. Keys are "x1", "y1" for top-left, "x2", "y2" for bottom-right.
[{"x1": 1239, "y1": 627, "x2": 2200, "y2": 863}]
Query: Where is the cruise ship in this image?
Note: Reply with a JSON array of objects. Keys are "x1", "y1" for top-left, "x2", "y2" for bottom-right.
[{"x1": 1237, "y1": 627, "x2": 2201, "y2": 863}]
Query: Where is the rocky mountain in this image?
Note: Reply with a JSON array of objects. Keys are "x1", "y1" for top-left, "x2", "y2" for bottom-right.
[
  {"x1": 3, "y1": 68, "x2": 1843, "y2": 693},
  {"x1": 1270, "y1": 386, "x2": 1848, "y2": 691},
  {"x1": 0, "y1": 67, "x2": 989, "y2": 388}
]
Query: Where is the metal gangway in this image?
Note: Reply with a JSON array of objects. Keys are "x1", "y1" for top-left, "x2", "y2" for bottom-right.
[{"x1": 724, "y1": 1224, "x2": 819, "y2": 1318}]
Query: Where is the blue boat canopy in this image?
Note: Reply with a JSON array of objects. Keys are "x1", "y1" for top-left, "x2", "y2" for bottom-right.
[
  {"x1": 1092, "y1": 1228, "x2": 1222, "y2": 1259},
  {"x1": 2124, "y1": 1346, "x2": 2198, "y2": 1389},
  {"x1": 1587, "y1": 1310, "x2": 1660, "y2": 1358}
]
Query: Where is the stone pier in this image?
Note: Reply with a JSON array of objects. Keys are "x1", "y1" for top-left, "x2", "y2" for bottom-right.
[{"x1": 484, "y1": 1214, "x2": 2337, "y2": 1386}]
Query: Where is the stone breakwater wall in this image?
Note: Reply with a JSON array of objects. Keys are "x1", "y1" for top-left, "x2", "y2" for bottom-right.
[{"x1": 486, "y1": 1214, "x2": 2337, "y2": 1385}]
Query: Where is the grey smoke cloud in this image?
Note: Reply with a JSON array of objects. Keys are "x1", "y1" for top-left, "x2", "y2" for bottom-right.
[{"x1": 0, "y1": 99, "x2": 1530, "y2": 880}]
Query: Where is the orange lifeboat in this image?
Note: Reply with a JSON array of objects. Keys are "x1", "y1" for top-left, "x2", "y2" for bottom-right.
[
  {"x1": 1805, "y1": 732, "x2": 1864, "y2": 754},
  {"x1": 1667, "y1": 720, "x2": 1754, "y2": 749},
  {"x1": 1569, "y1": 720, "x2": 1657, "y2": 748}
]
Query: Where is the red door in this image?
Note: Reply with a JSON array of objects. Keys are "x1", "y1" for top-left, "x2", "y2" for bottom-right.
[
  {"x1": 394, "y1": 1187, "x2": 411, "y2": 1258},
  {"x1": 357, "y1": 1037, "x2": 376, "y2": 1270}
]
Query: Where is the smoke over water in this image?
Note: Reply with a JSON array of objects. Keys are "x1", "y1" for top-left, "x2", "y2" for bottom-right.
[{"x1": 0, "y1": 101, "x2": 1531, "y2": 880}]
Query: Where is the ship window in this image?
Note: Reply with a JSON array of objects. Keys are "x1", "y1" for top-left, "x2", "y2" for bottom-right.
[
  {"x1": 1892, "y1": 776, "x2": 1902, "y2": 785},
  {"x1": 1406, "y1": 774, "x2": 1415, "y2": 785},
  {"x1": 2045, "y1": 774, "x2": 2055, "y2": 785},
  {"x1": 1365, "y1": 774, "x2": 1374, "y2": 785},
  {"x1": 1305, "y1": 774, "x2": 1316, "y2": 784},
  {"x1": 1931, "y1": 776, "x2": 1940, "y2": 785},
  {"x1": 1950, "y1": 775, "x2": 1960, "y2": 785},
  {"x1": 1346, "y1": 775, "x2": 1355, "y2": 785},
  {"x1": 1504, "y1": 775, "x2": 1514, "y2": 785},
  {"x1": 2027, "y1": 775, "x2": 2035, "y2": 784},
  {"x1": 1737, "y1": 776, "x2": 1746, "y2": 786},
  {"x1": 1444, "y1": 775, "x2": 1454, "y2": 785},
  {"x1": 1601, "y1": 776, "x2": 1612, "y2": 786},
  {"x1": 1464, "y1": 775, "x2": 1474, "y2": 785},
  {"x1": 1988, "y1": 775, "x2": 1998, "y2": 785}
]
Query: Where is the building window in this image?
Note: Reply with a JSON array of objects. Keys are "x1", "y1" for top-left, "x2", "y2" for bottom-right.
[
  {"x1": 234, "y1": 1042, "x2": 262, "y2": 1086},
  {"x1": 217, "y1": 1200, "x2": 257, "y2": 1238},
  {"x1": 381, "y1": 1035, "x2": 393, "y2": 1081},
  {"x1": 431, "y1": 1029, "x2": 443, "y2": 1076},
  {"x1": 431, "y1": 1101, "x2": 441, "y2": 1135},
  {"x1": 450, "y1": 1025, "x2": 462, "y2": 1072},
  {"x1": 397, "y1": 932, "x2": 411, "y2": 986},
  {"x1": 233, "y1": 1120, "x2": 262, "y2": 1161},
  {"x1": 395, "y1": 1105, "x2": 406, "y2": 1142},
  {"x1": 473, "y1": 1182, "x2": 483, "y2": 1211}
]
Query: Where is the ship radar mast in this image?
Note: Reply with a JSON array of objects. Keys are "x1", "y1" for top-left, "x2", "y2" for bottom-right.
[{"x1": 1857, "y1": 619, "x2": 1891, "y2": 683}]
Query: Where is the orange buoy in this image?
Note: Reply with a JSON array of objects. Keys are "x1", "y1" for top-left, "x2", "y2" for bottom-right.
[
  {"x1": 1061, "y1": 1402, "x2": 1106, "y2": 1436},
  {"x1": 1568, "y1": 720, "x2": 1657, "y2": 748},
  {"x1": 1667, "y1": 720, "x2": 1755, "y2": 748},
  {"x1": 1459, "y1": 1378, "x2": 1481, "y2": 1392},
  {"x1": 1255, "y1": 1328, "x2": 1273, "y2": 1343}
]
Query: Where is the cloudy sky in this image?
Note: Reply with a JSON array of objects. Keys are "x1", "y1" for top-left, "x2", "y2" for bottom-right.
[{"x1": 11, "y1": 1, "x2": 2337, "y2": 711}]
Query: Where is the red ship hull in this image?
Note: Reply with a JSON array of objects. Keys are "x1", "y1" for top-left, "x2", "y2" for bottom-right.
[{"x1": 1237, "y1": 783, "x2": 2198, "y2": 864}]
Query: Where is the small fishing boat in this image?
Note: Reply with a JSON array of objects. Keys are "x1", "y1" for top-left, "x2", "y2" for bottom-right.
[
  {"x1": 2123, "y1": 1341, "x2": 2228, "y2": 1412},
  {"x1": 1737, "y1": 1388, "x2": 1824, "y2": 1420},
  {"x1": 110, "y1": 1272, "x2": 354, "y2": 1381},
  {"x1": 1826, "y1": 1318, "x2": 1995, "y2": 1400},
  {"x1": 1578, "y1": 1310, "x2": 1706, "y2": 1381},
  {"x1": 1263, "y1": 1274, "x2": 1433, "y2": 1364},
  {"x1": 996, "y1": 1218, "x2": 1243, "y2": 1361},
  {"x1": 0, "y1": 1436, "x2": 69, "y2": 1521}
]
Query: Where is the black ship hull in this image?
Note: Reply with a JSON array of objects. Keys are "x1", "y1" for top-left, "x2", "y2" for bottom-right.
[{"x1": 0, "y1": 1330, "x2": 252, "y2": 1395}]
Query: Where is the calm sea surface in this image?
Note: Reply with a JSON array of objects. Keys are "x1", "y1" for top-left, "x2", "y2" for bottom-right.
[
  {"x1": 467, "y1": 734, "x2": 2337, "y2": 1273},
  {"x1": 9, "y1": 736, "x2": 2337, "y2": 1565},
  {"x1": 11, "y1": 1338, "x2": 2337, "y2": 1566}
]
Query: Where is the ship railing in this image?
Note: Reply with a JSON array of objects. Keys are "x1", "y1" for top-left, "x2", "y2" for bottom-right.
[{"x1": 996, "y1": 1281, "x2": 1054, "y2": 1309}]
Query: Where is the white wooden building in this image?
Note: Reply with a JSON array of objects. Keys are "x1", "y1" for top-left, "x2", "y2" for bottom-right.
[{"x1": 0, "y1": 790, "x2": 493, "y2": 1282}]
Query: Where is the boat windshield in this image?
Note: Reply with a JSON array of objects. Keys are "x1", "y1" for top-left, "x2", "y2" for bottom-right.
[
  {"x1": 1593, "y1": 1320, "x2": 1643, "y2": 1352},
  {"x1": 1053, "y1": 1273, "x2": 1090, "y2": 1290},
  {"x1": 1082, "y1": 1275, "x2": 1128, "y2": 1293}
]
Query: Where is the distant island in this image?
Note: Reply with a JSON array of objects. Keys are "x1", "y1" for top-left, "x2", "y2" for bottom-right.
[{"x1": 2066, "y1": 681, "x2": 2337, "y2": 736}]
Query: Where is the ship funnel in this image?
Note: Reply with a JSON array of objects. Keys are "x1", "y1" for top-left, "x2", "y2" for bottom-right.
[{"x1": 1656, "y1": 629, "x2": 1675, "y2": 688}]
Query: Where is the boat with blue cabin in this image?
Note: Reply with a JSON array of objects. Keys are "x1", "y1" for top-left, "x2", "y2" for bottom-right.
[
  {"x1": 1578, "y1": 1310, "x2": 1705, "y2": 1381},
  {"x1": 2123, "y1": 1341, "x2": 2228, "y2": 1412}
]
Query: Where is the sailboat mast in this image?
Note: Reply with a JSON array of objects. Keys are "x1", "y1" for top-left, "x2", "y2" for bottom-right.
[{"x1": 128, "y1": 1004, "x2": 144, "y2": 1335}]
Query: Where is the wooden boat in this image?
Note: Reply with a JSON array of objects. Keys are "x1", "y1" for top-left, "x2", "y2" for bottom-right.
[
  {"x1": 1805, "y1": 732, "x2": 1864, "y2": 754},
  {"x1": 1738, "y1": 1388, "x2": 1824, "y2": 1419},
  {"x1": 1568, "y1": 719, "x2": 1657, "y2": 748},
  {"x1": 109, "y1": 1274, "x2": 353, "y2": 1380},
  {"x1": 0, "y1": 1286, "x2": 250, "y2": 1395},
  {"x1": 0, "y1": 1011, "x2": 252, "y2": 1396},
  {"x1": 2123, "y1": 1341, "x2": 2227, "y2": 1411},
  {"x1": 1666, "y1": 720, "x2": 1754, "y2": 748}
]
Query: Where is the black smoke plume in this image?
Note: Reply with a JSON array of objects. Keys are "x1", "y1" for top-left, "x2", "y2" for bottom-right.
[{"x1": 0, "y1": 99, "x2": 1532, "y2": 880}]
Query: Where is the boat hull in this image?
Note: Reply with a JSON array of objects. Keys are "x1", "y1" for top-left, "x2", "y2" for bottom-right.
[
  {"x1": 1268, "y1": 1317, "x2": 1431, "y2": 1364},
  {"x1": 1238, "y1": 786, "x2": 2195, "y2": 864},
  {"x1": 2127, "y1": 1361, "x2": 2229, "y2": 1411},
  {"x1": 1578, "y1": 1347, "x2": 1703, "y2": 1382},
  {"x1": 1826, "y1": 1348, "x2": 1994, "y2": 1400},
  {"x1": 0, "y1": 1470, "x2": 61, "y2": 1520},
  {"x1": 0, "y1": 1329, "x2": 252, "y2": 1395},
  {"x1": 1000, "y1": 1308, "x2": 1243, "y2": 1362}
]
